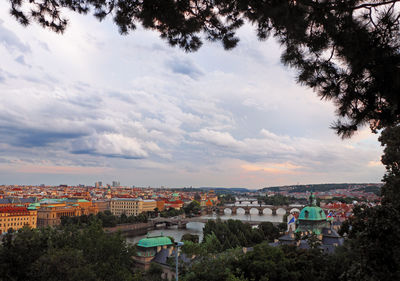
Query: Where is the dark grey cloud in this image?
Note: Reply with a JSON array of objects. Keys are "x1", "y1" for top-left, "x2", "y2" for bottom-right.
[
  {"x1": 0, "y1": 20, "x2": 30, "y2": 53},
  {"x1": 0, "y1": 126, "x2": 88, "y2": 148},
  {"x1": 67, "y1": 93, "x2": 102, "y2": 109},
  {"x1": 166, "y1": 57, "x2": 204, "y2": 79},
  {"x1": 71, "y1": 149, "x2": 145, "y2": 160}
]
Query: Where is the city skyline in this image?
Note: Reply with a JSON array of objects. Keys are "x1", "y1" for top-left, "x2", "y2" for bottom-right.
[{"x1": 0, "y1": 9, "x2": 384, "y2": 188}]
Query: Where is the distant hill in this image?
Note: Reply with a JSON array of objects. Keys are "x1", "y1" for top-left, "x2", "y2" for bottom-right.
[
  {"x1": 199, "y1": 187, "x2": 251, "y2": 193},
  {"x1": 171, "y1": 187, "x2": 251, "y2": 193},
  {"x1": 260, "y1": 183, "x2": 382, "y2": 194}
]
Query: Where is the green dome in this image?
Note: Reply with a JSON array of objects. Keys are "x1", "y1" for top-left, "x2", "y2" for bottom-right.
[
  {"x1": 298, "y1": 206, "x2": 327, "y2": 221},
  {"x1": 137, "y1": 236, "x2": 173, "y2": 248},
  {"x1": 295, "y1": 193, "x2": 329, "y2": 234}
]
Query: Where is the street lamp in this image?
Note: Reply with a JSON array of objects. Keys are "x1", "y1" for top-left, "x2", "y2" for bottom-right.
[{"x1": 175, "y1": 241, "x2": 184, "y2": 281}]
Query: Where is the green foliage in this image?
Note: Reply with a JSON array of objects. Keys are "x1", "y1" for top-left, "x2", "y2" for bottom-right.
[
  {"x1": 182, "y1": 248, "x2": 246, "y2": 281},
  {"x1": 339, "y1": 204, "x2": 400, "y2": 280},
  {"x1": 183, "y1": 201, "x2": 201, "y2": 216},
  {"x1": 202, "y1": 219, "x2": 281, "y2": 252},
  {"x1": 218, "y1": 194, "x2": 236, "y2": 205},
  {"x1": 61, "y1": 211, "x2": 148, "y2": 228},
  {"x1": 306, "y1": 233, "x2": 322, "y2": 250},
  {"x1": 258, "y1": 222, "x2": 280, "y2": 242},
  {"x1": 260, "y1": 194, "x2": 295, "y2": 206},
  {"x1": 182, "y1": 242, "x2": 343, "y2": 281},
  {"x1": 0, "y1": 222, "x2": 136, "y2": 281},
  {"x1": 160, "y1": 207, "x2": 184, "y2": 218},
  {"x1": 379, "y1": 125, "x2": 400, "y2": 208},
  {"x1": 181, "y1": 233, "x2": 199, "y2": 243},
  {"x1": 264, "y1": 183, "x2": 381, "y2": 194}
]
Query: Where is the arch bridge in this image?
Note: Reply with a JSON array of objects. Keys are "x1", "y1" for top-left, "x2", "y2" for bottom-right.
[
  {"x1": 235, "y1": 198, "x2": 259, "y2": 205},
  {"x1": 211, "y1": 205, "x2": 303, "y2": 216}
]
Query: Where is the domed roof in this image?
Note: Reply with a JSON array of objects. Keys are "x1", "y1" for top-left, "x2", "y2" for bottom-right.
[
  {"x1": 298, "y1": 193, "x2": 327, "y2": 221},
  {"x1": 137, "y1": 235, "x2": 173, "y2": 248},
  {"x1": 298, "y1": 205, "x2": 327, "y2": 221}
]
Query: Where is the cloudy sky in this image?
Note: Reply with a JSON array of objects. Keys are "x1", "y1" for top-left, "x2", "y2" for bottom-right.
[{"x1": 0, "y1": 7, "x2": 385, "y2": 188}]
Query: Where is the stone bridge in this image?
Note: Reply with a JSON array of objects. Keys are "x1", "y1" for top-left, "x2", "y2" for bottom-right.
[
  {"x1": 209, "y1": 205, "x2": 303, "y2": 216},
  {"x1": 235, "y1": 198, "x2": 259, "y2": 205}
]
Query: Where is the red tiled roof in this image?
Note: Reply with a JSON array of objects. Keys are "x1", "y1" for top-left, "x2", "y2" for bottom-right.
[{"x1": 0, "y1": 206, "x2": 29, "y2": 214}]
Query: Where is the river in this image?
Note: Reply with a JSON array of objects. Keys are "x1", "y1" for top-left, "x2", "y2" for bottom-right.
[{"x1": 125, "y1": 204, "x2": 289, "y2": 244}]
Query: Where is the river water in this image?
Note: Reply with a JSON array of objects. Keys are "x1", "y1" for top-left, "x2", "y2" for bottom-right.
[{"x1": 126, "y1": 202, "x2": 292, "y2": 244}]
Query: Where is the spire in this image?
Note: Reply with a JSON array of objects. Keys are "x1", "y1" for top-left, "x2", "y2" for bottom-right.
[{"x1": 309, "y1": 192, "x2": 317, "y2": 206}]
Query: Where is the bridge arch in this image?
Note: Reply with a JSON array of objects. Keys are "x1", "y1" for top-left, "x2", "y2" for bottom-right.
[
  {"x1": 236, "y1": 207, "x2": 246, "y2": 214},
  {"x1": 262, "y1": 208, "x2": 273, "y2": 215},
  {"x1": 223, "y1": 208, "x2": 232, "y2": 215},
  {"x1": 249, "y1": 207, "x2": 260, "y2": 215},
  {"x1": 276, "y1": 208, "x2": 287, "y2": 215}
]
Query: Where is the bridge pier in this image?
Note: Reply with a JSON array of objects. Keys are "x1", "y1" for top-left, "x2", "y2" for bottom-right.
[
  {"x1": 258, "y1": 209, "x2": 263, "y2": 215},
  {"x1": 272, "y1": 209, "x2": 277, "y2": 216},
  {"x1": 231, "y1": 208, "x2": 237, "y2": 215},
  {"x1": 178, "y1": 222, "x2": 187, "y2": 229},
  {"x1": 245, "y1": 208, "x2": 250, "y2": 215}
]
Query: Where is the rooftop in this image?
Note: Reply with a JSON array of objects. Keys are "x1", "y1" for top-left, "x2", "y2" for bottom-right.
[{"x1": 137, "y1": 235, "x2": 173, "y2": 248}]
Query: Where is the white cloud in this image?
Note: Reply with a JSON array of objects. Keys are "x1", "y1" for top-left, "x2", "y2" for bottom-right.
[
  {"x1": 190, "y1": 129, "x2": 244, "y2": 149},
  {"x1": 71, "y1": 133, "x2": 151, "y2": 159},
  {"x1": 0, "y1": 8, "x2": 386, "y2": 187}
]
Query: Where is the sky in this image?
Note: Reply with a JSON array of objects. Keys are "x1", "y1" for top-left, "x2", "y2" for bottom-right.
[{"x1": 0, "y1": 6, "x2": 385, "y2": 188}]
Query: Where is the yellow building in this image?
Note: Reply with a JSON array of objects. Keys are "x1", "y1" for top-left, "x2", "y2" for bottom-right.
[
  {"x1": 36, "y1": 198, "x2": 99, "y2": 227},
  {"x1": 111, "y1": 198, "x2": 141, "y2": 216},
  {"x1": 37, "y1": 205, "x2": 82, "y2": 227},
  {"x1": 94, "y1": 200, "x2": 110, "y2": 213},
  {"x1": 110, "y1": 198, "x2": 157, "y2": 216},
  {"x1": 0, "y1": 206, "x2": 37, "y2": 234},
  {"x1": 141, "y1": 200, "x2": 157, "y2": 213}
]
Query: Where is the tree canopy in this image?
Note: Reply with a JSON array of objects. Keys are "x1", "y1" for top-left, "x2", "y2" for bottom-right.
[
  {"x1": 8, "y1": 0, "x2": 400, "y2": 137},
  {"x1": 0, "y1": 221, "x2": 136, "y2": 281}
]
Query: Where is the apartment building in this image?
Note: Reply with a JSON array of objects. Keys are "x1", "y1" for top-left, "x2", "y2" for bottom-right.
[
  {"x1": 110, "y1": 198, "x2": 157, "y2": 216},
  {"x1": 0, "y1": 206, "x2": 37, "y2": 234}
]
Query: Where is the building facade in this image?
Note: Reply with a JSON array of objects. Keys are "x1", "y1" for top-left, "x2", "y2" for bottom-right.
[
  {"x1": 110, "y1": 198, "x2": 141, "y2": 216},
  {"x1": 0, "y1": 206, "x2": 37, "y2": 234},
  {"x1": 141, "y1": 200, "x2": 157, "y2": 213},
  {"x1": 36, "y1": 198, "x2": 99, "y2": 227},
  {"x1": 110, "y1": 198, "x2": 157, "y2": 216},
  {"x1": 37, "y1": 205, "x2": 82, "y2": 227}
]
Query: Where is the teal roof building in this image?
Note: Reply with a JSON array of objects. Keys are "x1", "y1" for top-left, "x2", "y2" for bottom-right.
[
  {"x1": 135, "y1": 234, "x2": 174, "y2": 260},
  {"x1": 138, "y1": 235, "x2": 173, "y2": 248},
  {"x1": 295, "y1": 193, "x2": 329, "y2": 235}
]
